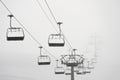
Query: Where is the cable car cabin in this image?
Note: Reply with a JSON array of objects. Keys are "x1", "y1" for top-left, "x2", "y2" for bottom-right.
[
  {"x1": 38, "y1": 55, "x2": 51, "y2": 65},
  {"x1": 76, "y1": 68, "x2": 86, "y2": 75},
  {"x1": 84, "y1": 68, "x2": 91, "y2": 73},
  {"x1": 48, "y1": 34, "x2": 65, "y2": 47},
  {"x1": 91, "y1": 58, "x2": 97, "y2": 63},
  {"x1": 55, "y1": 67, "x2": 65, "y2": 74},
  {"x1": 88, "y1": 64, "x2": 94, "y2": 69},
  {"x1": 74, "y1": 67, "x2": 79, "y2": 72},
  {"x1": 7, "y1": 27, "x2": 24, "y2": 41},
  {"x1": 87, "y1": 61, "x2": 94, "y2": 69},
  {"x1": 65, "y1": 68, "x2": 71, "y2": 75}
]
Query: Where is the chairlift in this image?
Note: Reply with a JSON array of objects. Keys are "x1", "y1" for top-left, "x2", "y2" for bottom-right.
[
  {"x1": 7, "y1": 14, "x2": 24, "y2": 41},
  {"x1": 48, "y1": 34, "x2": 65, "y2": 46},
  {"x1": 38, "y1": 55, "x2": 51, "y2": 65},
  {"x1": 88, "y1": 64, "x2": 94, "y2": 69},
  {"x1": 65, "y1": 68, "x2": 71, "y2": 75},
  {"x1": 84, "y1": 68, "x2": 91, "y2": 73},
  {"x1": 76, "y1": 63, "x2": 86, "y2": 75},
  {"x1": 55, "y1": 67, "x2": 65, "y2": 74},
  {"x1": 91, "y1": 58, "x2": 97, "y2": 63},
  {"x1": 79, "y1": 61, "x2": 92, "y2": 73},
  {"x1": 76, "y1": 68, "x2": 86, "y2": 75},
  {"x1": 48, "y1": 22, "x2": 65, "y2": 47},
  {"x1": 87, "y1": 61, "x2": 94, "y2": 69},
  {"x1": 55, "y1": 60, "x2": 65, "y2": 74},
  {"x1": 38, "y1": 46, "x2": 51, "y2": 65},
  {"x1": 74, "y1": 67, "x2": 79, "y2": 72},
  {"x1": 84, "y1": 64, "x2": 91, "y2": 74}
]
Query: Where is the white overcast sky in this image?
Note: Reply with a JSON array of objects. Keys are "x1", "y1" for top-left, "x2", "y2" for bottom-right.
[{"x1": 0, "y1": 0, "x2": 120, "y2": 80}]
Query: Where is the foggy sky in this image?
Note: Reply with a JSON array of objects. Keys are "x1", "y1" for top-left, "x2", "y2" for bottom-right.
[{"x1": 0, "y1": 0, "x2": 120, "y2": 80}]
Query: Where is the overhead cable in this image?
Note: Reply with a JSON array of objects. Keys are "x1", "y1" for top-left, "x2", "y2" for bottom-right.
[{"x1": 0, "y1": 0, "x2": 58, "y2": 60}]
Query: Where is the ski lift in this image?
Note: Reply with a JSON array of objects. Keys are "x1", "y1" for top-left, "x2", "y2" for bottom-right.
[
  {"x1": 84, "y1": 62, "x2": 91, "y2": 74},
  {"x1": 48, "y1": 22, "x2": 65, "y2": 47},
  {"x1": 84, "y1": 68, "x2": 91, "y2": 73},
  {"x1": 65, "y1": 67, "x2": 71, "y2": 75},
  {"x1": 7, "y1": 14, "x2": 25, "y2": 41},
  {"x1": 76, "y1": 64, "x2": 86, "y2": 75},
  {"x1": 76, "y1": 68, "x2": 86, "y2": 75},
  {"x1": 38, "y1": 46, "x2": 51, "y2": 65},
  {"x1": 87, "y1": 61, "x2": 94, "y2": 69},
  {"x1": 74, "y1": 67, "x2": 79, "y2": 72},
  {"x1": 55, "y1": 60, "x2": 65, "y2": 74},
  {"x1": 91, "y1": 57, "x2": 97, "y2": 63},
  {"x1": 55, "y1": 67, "x2": 65, "y2": 74}
]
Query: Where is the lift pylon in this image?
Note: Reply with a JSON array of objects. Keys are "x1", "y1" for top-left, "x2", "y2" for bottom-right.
[{"x1": 58, "y1": 49, "x2": 95, "y2": 80}]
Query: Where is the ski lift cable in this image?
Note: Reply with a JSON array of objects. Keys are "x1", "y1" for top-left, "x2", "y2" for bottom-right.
[
  {"x1": 0, "y1": 0, "x2": 58, "y2": 60},
  {"x1": 44, "y1": 0, "x2": 73, "y2": 50},
  {"x1": 35, "y1": 0, "x2": 73, "y2": 49},
  {"x1": 36, "y1": 0, "x2": 58, "y2": 32},
  {"x1": 44, "y1": 0, "x2": 57, "y2": 24}
]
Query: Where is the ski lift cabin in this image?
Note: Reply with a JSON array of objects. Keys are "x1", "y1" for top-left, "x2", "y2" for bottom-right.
[
  {"x1": 37, "y1": 46, "x2": 51, "y2": 65},
  {"x1": 48, "y1": 22, "x2": 65, "y2": 47},
  {"x1": 65, "y1": 68, "x2": 71, "y2": 75},
  {"x1": 88, "y1": 63, "x2": 94, "y2": 69},
  {"x1": 7, "y1": 27, "x2": 24, "y2": 41},
  {"x1": 55, "y1": 67, "x2": 65, "y2": 74},
  {"x1": 84, "y1": 68, "x2": 91, "y2": 73},
  {"x1": 38, "y1": 55, "x2": 51, "y2": 65},
  {"x1": 76, "y1": 68, "x2": 86, "y2": 75},
  {"x1": 87, "y1": 61, "x2": 94, "y2": 69},
  {"x1": 76, "y1": 63, "x2": 86, "y2": 75},
  {"x1": 48, "y1": 34, "x2": 65, "y2": 46},
  {"x1": 7, "y1": 14, "x2": 24, "y2": 41},
  {"x1": 55, "y1": 60, "x2": 65, "y2": 74}
]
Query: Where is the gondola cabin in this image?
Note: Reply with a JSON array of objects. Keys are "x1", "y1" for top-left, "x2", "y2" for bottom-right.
[
  {"x1": 87, "y1": 61, "x2": 94, "y2": 69},
  {"x1": 7, "y1": 27, "x2": 24, "y2": 41},
  {"x1": 84, "y1": 68, "x2": 91, "y2": 73},
  {"x1": 65, "y1": 68, "x2": 71, "y2": 75},
  {"x1": 88, "y1": 64, "x2": 94, "y2": 69},
  {"x1": 38, "y1": 55, "x2": 51, "y2": 65},
  {"x1": 48, "y1": 34, "x2": 65, "y2": 47},
  {"x1": 55, "y1": 67, "x2": 65, "y2": 74},
  {"x1": 76, "y1": 68, "x2": 86, "y2": 75}
]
